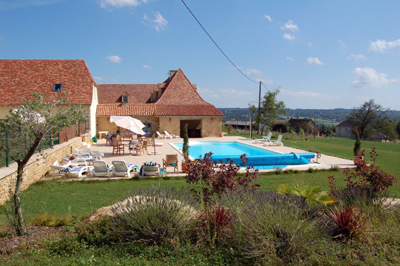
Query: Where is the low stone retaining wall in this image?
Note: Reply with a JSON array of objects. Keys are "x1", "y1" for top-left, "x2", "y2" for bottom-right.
[{"x1": 0, "y1": 134, "x2": 91, "y2": 205}]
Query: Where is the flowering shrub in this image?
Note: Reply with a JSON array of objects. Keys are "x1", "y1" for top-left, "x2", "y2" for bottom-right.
[{"x1": 185, "y1": 152, "x2": 259, "y2": 204}]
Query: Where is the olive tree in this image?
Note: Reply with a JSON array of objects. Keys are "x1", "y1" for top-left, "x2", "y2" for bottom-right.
[
  {"x1": 0, "y1": 93, "x2": 85, "y2": 235},
  {"x1": 249, "y1": 88, "x2": 287, "y2": 135},
  {"x1": 346, "y1": 100, "x2": 389, "y2": 140}
]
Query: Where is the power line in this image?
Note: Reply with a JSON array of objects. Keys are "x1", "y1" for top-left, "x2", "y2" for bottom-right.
[{"x1": 180, "y1": 0, "x2": 259, "y2": 84}]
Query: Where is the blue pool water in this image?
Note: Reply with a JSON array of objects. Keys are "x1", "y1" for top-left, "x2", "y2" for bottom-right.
[{"x1": 173, "y1": 141, "x2": 315, "y2": 169}]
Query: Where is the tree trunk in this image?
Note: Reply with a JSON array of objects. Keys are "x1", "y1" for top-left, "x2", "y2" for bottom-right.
[{"x1": 14, "y1": 163, "x2": 27, "y2": 235}]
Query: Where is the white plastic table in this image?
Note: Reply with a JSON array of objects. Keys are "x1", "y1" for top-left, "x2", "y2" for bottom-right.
[{"x1": 98, "y1": 131, "x2": 108, "y2": 139}]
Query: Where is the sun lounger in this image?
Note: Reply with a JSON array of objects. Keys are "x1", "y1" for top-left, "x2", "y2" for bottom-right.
[
  {"x1": 156, "y1": 131, "x2": 166, "y2": 139},
  {"x1": 254, "y1": 132, "x2": 272, "y2": 145},
  {"x1": 141, "y1": 161, "x2": 160, "y2": 176},
  {"x1": 51, "y1": 161, "x2": 71, "y2": 176},
  {"x1": 92, "y1": 160, "x2": 113, "y2": 178},
  {"x1": 111, "y1": 160, "x2": 138, "y2": 178},
  {"x1": 272, "y1": 135, "x2": 284, "y2": 146},
  {"x1": 164, "y1": 131, "x2": 179, "y2": 138},
  {"x1": 60, "y1": 165, "x2": 89, "y2": 178}
]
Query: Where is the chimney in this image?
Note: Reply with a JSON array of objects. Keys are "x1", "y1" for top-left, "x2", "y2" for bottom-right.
[{"x1": 170, "y1": 70, "x2": 177, "y2": 78}]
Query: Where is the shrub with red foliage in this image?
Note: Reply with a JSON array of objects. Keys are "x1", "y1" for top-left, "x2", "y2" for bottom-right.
[
  {"x1": 328, "y1": 148, "x2": 396, "y2": 199},
  {"x1": 328, "y1": 205, "x2": 367, "y2": 241},
  {"x1": 185, "y1": 152, "x2": 259, "y2": 204},
  {"x1": 197, "y1": 205, "x2": 233, "y2": 246}
]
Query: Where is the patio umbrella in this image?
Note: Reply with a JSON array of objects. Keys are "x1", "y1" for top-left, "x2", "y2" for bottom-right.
[{"x1": 110, "y1": 116, "x2": 146, "y2": 135}]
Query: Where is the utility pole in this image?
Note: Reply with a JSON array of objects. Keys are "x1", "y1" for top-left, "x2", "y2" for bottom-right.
[{"x1": 257, "y1": 81, "x2": 261, "y2": 134}]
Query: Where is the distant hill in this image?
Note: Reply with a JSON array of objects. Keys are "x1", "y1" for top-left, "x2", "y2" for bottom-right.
[{"x1": 218, "y1": 108, "x2": 400, "y2": 125}]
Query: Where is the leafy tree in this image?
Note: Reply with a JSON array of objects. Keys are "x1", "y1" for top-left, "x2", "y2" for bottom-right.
[
  {"x1": 0, "y1": 93, "x2": 85, "y2": 235},
  {"x1": 380, "y1": 121, "x2": 398, "y2": 141},
  {"x1": 249, "y1": 88, "x2": 287, "y2": 134},
  {"x1": 397, "y1": 121, "x2": 400, "y2": 139},
  {"x1": 346, "y1": 100, "x2": 389, "y2": 140}
]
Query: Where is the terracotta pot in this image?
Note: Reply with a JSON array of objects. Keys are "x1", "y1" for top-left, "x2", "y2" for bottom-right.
[
  {"x1": 219, "y1": 132, "x2": 223, "y2": 137},
  {"x1": 182, "y1": 161, "x2": 189, "y2": 173},
  {"x1": 227, "y1": 131, "x2": 231, "y2": 134},
  {"x1": 353, "y1": 155, "x2": 364, "y2": 165}
]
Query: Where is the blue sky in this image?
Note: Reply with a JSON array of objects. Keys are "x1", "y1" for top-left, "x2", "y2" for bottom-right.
[{"x1": 0, "y1": 0, "x2": 399, "y2": 110}]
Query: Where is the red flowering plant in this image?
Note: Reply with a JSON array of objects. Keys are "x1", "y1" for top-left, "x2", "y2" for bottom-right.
[{"x1": 185, "y1": 152, "x2": 260, "y2": 205}]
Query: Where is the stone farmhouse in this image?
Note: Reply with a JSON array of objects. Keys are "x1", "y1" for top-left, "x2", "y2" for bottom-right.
[
  {"x1": 0, "y1": 59, "x2": 98, "y2": 137},
  {"x1": 96, "y1": 69, "x2": 224, "y2": 138},
  {"x1": 0, "y1": 60, "x2": 223, "y2": 138}
]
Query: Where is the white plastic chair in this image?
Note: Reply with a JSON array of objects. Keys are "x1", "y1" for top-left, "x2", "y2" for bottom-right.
[
  {"x1": 112, "y1": 160, "x2": 138, "y2": 178},
  {"x1": 92, "y1": 161, "x2": 113, "y2": 178}
]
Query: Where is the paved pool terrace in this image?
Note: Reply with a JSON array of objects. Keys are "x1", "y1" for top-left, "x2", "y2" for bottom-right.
[{"x1": 72, "y1": 136, "x2": 355, "y2": 179}]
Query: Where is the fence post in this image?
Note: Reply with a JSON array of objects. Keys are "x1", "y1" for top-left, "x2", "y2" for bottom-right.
[
  {"x1": 5, "y1": 129, "x2": 9, "y2": 167},
  {"x1": 50, "y1": 134, "x2": 53, "y2": 148}
]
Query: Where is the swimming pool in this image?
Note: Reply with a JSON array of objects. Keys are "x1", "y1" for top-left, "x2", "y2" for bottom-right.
[{"x1": 173, "y1": 141, "x2": 315, "y2": 169}]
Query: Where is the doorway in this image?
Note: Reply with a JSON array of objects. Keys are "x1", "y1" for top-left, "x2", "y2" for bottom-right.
[{"x1": 180, "y1": 120, "x2": 202, "y2": 138}]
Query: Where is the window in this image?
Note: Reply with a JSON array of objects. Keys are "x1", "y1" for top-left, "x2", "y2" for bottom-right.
[
  {"x1": 53, "y1": 83, "x2": 62, "y2": 92},
  {"x1": 122, "y1": 92, "x2": 129, "y2": 103}
]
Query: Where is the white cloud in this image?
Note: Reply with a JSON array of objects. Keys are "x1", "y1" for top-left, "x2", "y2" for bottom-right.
[
  {"x1": 107, "y1": 55, "x2": 122, "y2": 64},
  {"x1": 346, "y1": 54, "x2": 367, "y2": 61},
  {"x1": 0, "y1": 0, "x2": 62, "y2": 10},
  {"x1": 286, "y1": 56, "x2": 295, "y2": 61},
  {"x1": 281, "y1": 89, "x2": 336, "y2": 99},
  {"x1": 100, "y1": 0, "x2": 146, "y2": 8},
  {"x1": 369, "y1": 39, "x2": 400, "y2": 53},
  {"x1": 283, "y1": 33, "x2": 295, "y2": 40},
  {"x1": 243, "y1": 68, "x2": 263, "y2": 76},
  {"x1": 256, "y1": 78, "x2": 273, "y2": 85},
  {"x1": 0, "y1": 34, "x2": 3, "y2": 40},
  {"x1": 143, "y1": 11, "x2": 168, "y2": 31},
  {"x1": 337, "y1": 39, "x2": 347, "y2": 49},
  {"x1": 94, "y1": 76, "x2": 103, "y2": 81},
  {"x1": 264, "y1": 15, "x2": 272, "y2": 22},
  {"x1": 281, "y1": 20, "x2": 298, "y2": 31},
  {"x1": 306, "y1": 57, "x2": 324, "y2": 65},
  {"x1": 352, "y1": 67, "x2": 397, "y2": 88},
  {"x1": 307, "y1": 42, "x2": 312, "y2": 47},
  {"x1": 143, "y1": 64, "x2": 152, "y2": 69}
]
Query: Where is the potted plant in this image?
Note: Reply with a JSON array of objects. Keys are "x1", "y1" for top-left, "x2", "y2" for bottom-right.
[
  {"x1": 227, "y1": 124, "x2": 233, "y2": 134},
  {"x1": 182, "y1": 123, "x2": 190, "y2": 173},
  {"x1": 353, "y1": 127, "x2": 364, "y2": 164}
]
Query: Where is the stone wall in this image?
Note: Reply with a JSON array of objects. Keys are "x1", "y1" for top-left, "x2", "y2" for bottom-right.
[{"x1": 0, "y1": 134, "x2": 91, "y2": 205}]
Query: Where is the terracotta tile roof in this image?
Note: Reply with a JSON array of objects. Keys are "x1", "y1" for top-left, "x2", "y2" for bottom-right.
[
  {"x1": 154, "y1": 69, "x2": 223, "y2": 116},
  {"x1": 97, "y1": 84, "x2": 159, "y2": 104},
  {"x1": 0, "y1": 59, "x2": 96, "y2": 105},
  {"x1": 154, "y1": 105, "x2": 224, "y2": 116},
  {"x1": 97, "y1": 104, "x2": 155, "y2": 116},
  {"x1": 155, "y1": 69, "x2": 208, "y2": 106}
]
